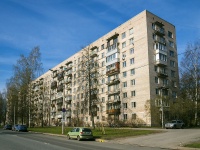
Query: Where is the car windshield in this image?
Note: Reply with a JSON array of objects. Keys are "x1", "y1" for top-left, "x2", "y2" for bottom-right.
[{"x1": 171, "y1": 120, "x2": 177, "y2": 123}]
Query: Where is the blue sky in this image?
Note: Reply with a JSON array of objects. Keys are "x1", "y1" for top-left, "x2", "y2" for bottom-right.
[{"x1": 0, "y1": 0, "x2": 200, "y2": 91}]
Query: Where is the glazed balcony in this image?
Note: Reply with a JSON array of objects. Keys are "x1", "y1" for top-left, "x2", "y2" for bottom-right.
[
  {"x1": 106, "y1": 108, "x2": 120, "y2": 115},
  {"x1": 65, "y1": 64, "x2": 73, "y2": 71},
  {"x1": 65, "y1": 96, "x2": 72, "y2": 103},
  {"x1": 155, "y1": 59, "x2": 167, "y2": 66},
  {"x1": 65, "y1": 70, "x2": 72, "y2": 76},
  {"x1": 90, "y1": 50, "x2": 98, "y2": 58}
]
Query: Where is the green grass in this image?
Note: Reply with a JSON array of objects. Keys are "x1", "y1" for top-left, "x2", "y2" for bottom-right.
[
  {"x1": 29, "y1": 127, "x2": 161, "y2": 140},
  {"x1": 185, "y1": 141, "x2": 200, "y2": 148}
]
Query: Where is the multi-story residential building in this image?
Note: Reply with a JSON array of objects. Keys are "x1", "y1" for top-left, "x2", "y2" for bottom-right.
[{"x1": 30, "y1": 10, "x2": 179, "y2": 127}]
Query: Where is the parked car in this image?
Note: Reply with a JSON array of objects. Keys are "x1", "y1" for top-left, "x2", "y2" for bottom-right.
[
  {"x1": 165, "y1": 120, "x2": 184, "y2": 129},
  {"x1": 3, "y1": 124, "x2": 12, "y2": 130},
  {"x1": 67, "y1": 127, "x2": 94, "y2": 141},
  {"x1": 16, "y1": 125, "x2": 28, "y2": 132},
  {"x1": 12, "y1": 124, "x2": 19, "y2": 131}
]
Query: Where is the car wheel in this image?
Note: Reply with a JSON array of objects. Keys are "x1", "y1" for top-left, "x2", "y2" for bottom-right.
[
  {"x1": 67, "y1": 134, "x2": 70, "y2": 140},
  {"x1": 77, "y1": 136, "x2": 81, "y2": 141}
]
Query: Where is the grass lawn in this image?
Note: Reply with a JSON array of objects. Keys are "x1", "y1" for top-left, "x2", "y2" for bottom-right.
[
  {"x1": 29, "y1": 126, "x2": 162, "y2": 140},
  {"x1": 185, "y1": 141, "x2": 200, "y2": 148}
]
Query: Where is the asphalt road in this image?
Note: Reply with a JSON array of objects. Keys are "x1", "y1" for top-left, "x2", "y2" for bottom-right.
[{"x1": 0, "y1": 129, "x2": 165, "y2": 150}]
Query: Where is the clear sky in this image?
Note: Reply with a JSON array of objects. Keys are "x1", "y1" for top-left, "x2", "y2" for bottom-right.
[{"x1": 0, "y1": 0, "x2": 200, "y2": 92}]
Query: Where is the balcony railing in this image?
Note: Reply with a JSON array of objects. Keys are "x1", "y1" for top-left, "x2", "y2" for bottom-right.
[{"x1": 106, "y1": 108, "x2": 120, "y2": 115}]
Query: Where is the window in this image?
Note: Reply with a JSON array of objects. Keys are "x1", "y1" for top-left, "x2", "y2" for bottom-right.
[
  {"x1": 156, "y1": 88, "x2": 159, "y2": 95},
  {"x1": 123, "y1": 92, "x2": 127, "y2": 98},
  {"x1": 122, "y1": 42, "x2": 126, "y2": 48},
  {"x1": 171, "y1": 70, "x2": 176, "y2": 77},
  {"x1": 129, "y1": 38, "x2": 134, "y2": 45},
  {"x1": 122, "y1": 61, "x2": 126, "y2": 67},
  {"x1": 131, "y1": 102, "x2": 136, "y2": 108},
  {"x1": 102, "y1": 61, "x2": 105, "y2": 67},
  {"x1": 129, "y1": 28, "x2": 133, "y2": 35},
  {"x1": 130, "y1": 48, "x2": 134, "y2": 54},
  {"x1": 102, "y1": 97, "x2": 105, "y2": 102},
  {"x1": 170, "y1": 60, "x2": 175, "y2": 67},
  {"x1": 172, "y1": 91, "x2": 177, "y2": 98},
  {"x1": 122, "y1": 52, "x2": 126, "y2": 58},
  {"x1": 102, "y1": 78, "x2": 105, "y2": 84},
  {"x1": 155, "y1": 77, "x2": 158, "y2": 83},
  {"x1": 102, "y1": 88, "x2": 104, "y2": 93},
  {"x1": 131, "y1": 91, "x2": 136, "y2": 97},
  {"x1": 123, "y1": 103, "x2": 127, "y2": 109},
  {"x1": 132, "y1": 113, "x2": 136, "y2": 119},
  {"x1": 130, "y1": 58, "x2": 134, "y2": 65},
  {"x1": 168, "y1": 31, "x2": 173, "y2": 38},
  {"x1": 159, "y1": 53, "x2": 167, "y2": 61},
  {"x1": 169, "y1": 41, "x2": 174, "y2": 48},
  {"x1": 170, "y1": 50, "x2": 175, "y2": 57},
  {"x1": 123, "y1": 81, "x2": 127, "y2": 87},
  {"x1": 102, "y1": 52, "x2": 104, "y2": 58},
  {"x1": 101, "y1": 44, "x2": 104, "y2": 50},
  {"x1": 131, "y1": 79, "x2": 135, "y2": 85},
  {"x1": 123, "y1": 71, "x2": 127, "y2": 77},
  {"x1": 130, "y1": 69, "x2": 135, "y2": 75},
  {"x1": 122, "y1": 32, "x2": 126, "y2": 39},
  {"x1": 123, "y1": 114, "x2": 128, "y2": 120}
]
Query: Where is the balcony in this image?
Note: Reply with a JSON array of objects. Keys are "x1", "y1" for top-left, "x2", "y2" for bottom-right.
[
  {"x1": 157, "y1": 84, "x2": 169, "y2": 89},
  {"x1": 57, "y1": 114, "x2": 62, "y2": 119},
  {"x1": 155, "y1": 59, "x2": 167, "y2": 66},
  {"x1": 52, "y1": 71, "x2": 58, "y2": 78},
  {"x1": 106, "y1": 63, "x2": 120, "y2": 76},
  {"x1": 65, "y1": 96, "x2": 72, "y2": 103},
  {"x1": 51, "y1": 81, "x2": 57, "y2": 89},
  {"x1": 106, "y1": 78, "x2": 120, "y2": 85},
  {"x1": 154, "y1": 28, "x2": 165, "y2": 37},
  {"x1": 65, "y1": 64, "x2": 73, "y2": 71},
  {"x1": 65, "y1": 71, "x2": 72, "y2": 76},
  {"x1": 157, "y1": 71, "x2": 168, "y2": 78},
  {"x1": 106, "y1": 108, "x2": 120, "y2": 115},
  {"x1": 65, "y1": 60, "x2": 72, "y2": 65},
  {"x1": 154, "y1": 21, "x2": 164, "y2": 27},
  {"x1": 66, "y1": 111, "x2": 71, "y2": 117},
  {"x1": 90, "y1": 50, "x2": 98, "y2": 58},
  {"x1": 106, "y1": 89, "x2": 120, "y2": 96},
  {"x1": 106, "y1": 33, "x2": 119, "y2": 41},
  {"x1": 57, "y1": 72, "x2": 64, "y2": 81},
  {"x1": 107, "y1": 98, "x2": 120, "y2": 104},
  {"x1": 57, "y1": 84, "x2": 64, "y2": 92},
  {"x1": 65, "y1": 78, "x2": 72, "y2": 84},
  {"x1": 57, "y1": 98, "x2": 63, "y2": 104}
]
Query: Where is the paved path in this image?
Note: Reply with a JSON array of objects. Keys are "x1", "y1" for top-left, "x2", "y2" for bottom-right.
[{"x1": 108, "y1": 128, "x2": 200, "y2": 149}]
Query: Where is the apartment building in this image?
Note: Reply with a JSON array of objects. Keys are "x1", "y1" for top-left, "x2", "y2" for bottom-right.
[{"x1": 31, "y1": 10, "x2": 179, "y2": 127}]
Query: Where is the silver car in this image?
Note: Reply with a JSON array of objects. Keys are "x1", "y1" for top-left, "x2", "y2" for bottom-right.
[{"x1": 165, "y1": 120, "x2": 184, "y2": 129}]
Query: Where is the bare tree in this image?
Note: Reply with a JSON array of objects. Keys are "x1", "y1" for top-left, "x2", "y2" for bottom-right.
[
  {"x1": 6, "y1": 46, "x2": 43, "y2": 125},
  {"x1": 73, "y1": 45, "x2": 101, "y2": 129},
  {"x1": 0, "y1": 91, "x2": 6, "y2": 125},
  {"x1": 179, "y1": 40, "x2": 200, "y2": 126}
]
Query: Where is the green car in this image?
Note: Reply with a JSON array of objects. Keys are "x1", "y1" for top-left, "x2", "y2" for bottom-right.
[{"x1": 67, "y1": 127, "x2": 94, "y2": 141}]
